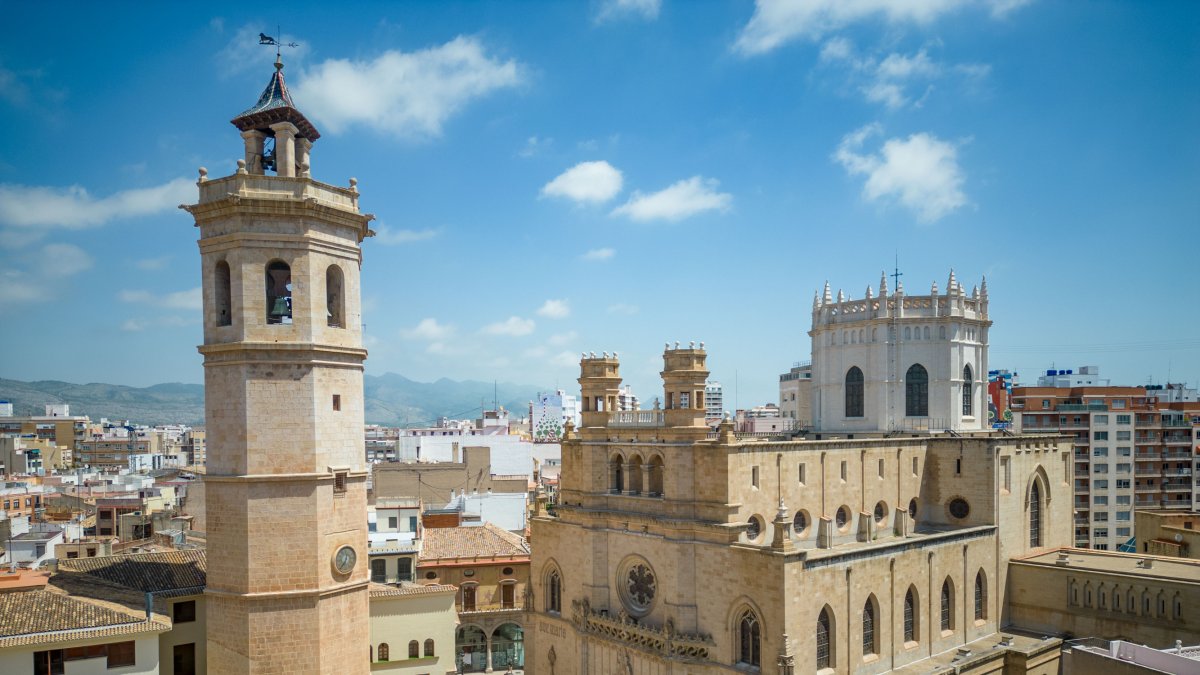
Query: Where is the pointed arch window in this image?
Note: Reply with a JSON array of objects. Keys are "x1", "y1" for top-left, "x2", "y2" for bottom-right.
[
  {"x1": 941, "y1": 579, "x2": 953, "y2": 631},
  {"x1": 547, "y1": 569, "x2": 562, "y2": 613},
  {"x1": 215, "y1": 260, "x2": 232, "y2": 327},
  {"x1": 845, "y1": 367, "x2": 864, "y2": 418},
  {"x1": 265, "y1": 260, "x2": 292, "y2": 324},
  {"x1": 326, "y1": 264, "x2": 345, "y2": 328},
  {"x1": 737, "y1": 609, "x2": 761, "y2": 667},
  {"x1": 962, "y1": 364, "x2": 974, "y2": 416},
  {"x1": 816, "y1": 607, "x2": 832, "y2": 669},
  {"x1": 1030, "y1": 480, "x2": 1042, "y2": 548},
  {"x1": 974, "y1": 570, "x2": 987, "y2": 621},
  {"x1": 862, "y1": 598, "x2": 877, "y2": 656},
  {"x1": 904, "y1": 589, "x2": 917, "y2": 643},
  {"x1": 905, "y1": 364, "x2": 929, "y2": 416}
]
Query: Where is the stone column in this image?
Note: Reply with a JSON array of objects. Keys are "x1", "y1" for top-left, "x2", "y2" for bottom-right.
[
  {"x1": 623, "y1": 463, "x2": 638, "y2": 495},
  {"x1": 240, "y1": 130, "x2": 266, "y2": 175},
  {"x1": 297, "y1": 137, "x2": 313, "y2": 177},
  {"x1": 641, "y1": 464, "x2": 653, "y2": 495},
  {"x1": 269, "y1": 121, "x2": 298, "y2": 177},
  {"x1": 485, "y1": 634, "x2": 494, "y2": 672}
]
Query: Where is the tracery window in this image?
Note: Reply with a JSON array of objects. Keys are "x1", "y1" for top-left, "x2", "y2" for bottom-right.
[
  {"x1": 906, "y1": 364, "x2": 929, "y2": 416},
  {"x1": 1030, "y1": 481, "x2": 1042, "y2": 548},
  {"x1": 816, "y1": 607, "x2": 832, "y2": 669},
  {"x1": 547, "y1": 569, "x2": 562, "y2": 613},
  {"x1": 862, "y1": 598, "x2": 877, "y2": 656},
  {"x1": 904, "y1": 588, "x2": 917, "y2": 642},
  {"x1": 975, "y1": 570, "x2": 987, "y2": 621},
  {"x1": 845, "y1": 367, "x2": 864, "y2": 418},
  {"x1": 738, "y1": 609, "x2": 761, "y2": 667},
  {"x1": 962, "y1": 364, "x2": 974, "y2": 416},
  {"x1": 941, "y1": 579, "x2": 953, "y2": 631}
]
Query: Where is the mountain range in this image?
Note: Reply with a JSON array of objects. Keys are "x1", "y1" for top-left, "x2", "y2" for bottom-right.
[{"x1": 0, "y1": 374, "x2": 549, "y2": 427}]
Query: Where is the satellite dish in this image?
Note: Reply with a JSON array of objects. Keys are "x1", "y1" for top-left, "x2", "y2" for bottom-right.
[{"x1": 1176, "y1": 533, "x2": 1184, "y2": 543}]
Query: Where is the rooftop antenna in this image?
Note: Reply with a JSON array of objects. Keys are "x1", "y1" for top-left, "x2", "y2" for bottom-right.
[{"x1": 890, "y1": 252, "x2": 903, "y2": 290}]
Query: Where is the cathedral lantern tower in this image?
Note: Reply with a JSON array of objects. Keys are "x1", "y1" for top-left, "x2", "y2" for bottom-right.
[
  {"x1": 182, "y1": 56, "x2": 373, "y2": 674},
  {"x1": 810, "y1": 270, "x2": 991, "y2": 435}
]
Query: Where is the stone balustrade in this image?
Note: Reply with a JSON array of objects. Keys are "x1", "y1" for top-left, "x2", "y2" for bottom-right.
[
  {"x1": 570, "y1": 599, "x2": 714, "y2": 661},
  {"x1": 608, "y1": 411, "x2": 665, "y2": 428}
]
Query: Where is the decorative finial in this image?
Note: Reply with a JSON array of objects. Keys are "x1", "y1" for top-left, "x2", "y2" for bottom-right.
[
  {"x1": 664, "y1": 342, "x2": 670, "y2": 350},
  {"x1": 197, "y1": 167, "x2": 208, "y2": 182},
  {"x1": 590, "y1": 351, "x2": 596, "y2": 358},
  {"x1": 931, "y1": 280, "x2": 939, "y2": 294},
  {"x1": 813, "y1": 291, "x2": 820, "y2": 310},
  {"x1": 972, "y1": 284, "x2": 979, "y2": 299},
  {"x1": 897, "y1": 279, "x2": 905, "y2": 294},
  {"x1": 822, "y1": 281, "x2": 832, "y2": 304},
  {"x1": 879, "y1": 270, "x2": 888, "y2": 296},
  {"x1": 674, "y1": 341, "x2": 680, "y2": 349},
  {"x1": 581, "y1": 352, "x2": 587, "y2": 359},
  {"x1": 689, "y1": 341, "x2": 695, "y2": 349},
  {"x1": 602, "y1": 351, "x2": 608, "y2": 358},
  {"x1": 980, "y1": 275, "x2": 988, "y2": 296},
  {"x1": 613, "y1": 351, "x2": 618, "y2": 358},
  {"x1": 349, "y1": 177, "x2": 358, "y2": 192},
  {"x1": 236, "y1": 159, "x2": 247, "y2": 175},
  {"x1": 836, "y1": 288, "x2": 844, "y2": 303},
  {"x1": 865, "y1": 285, "x2": 873, "y2": 300},
  {"x1": 699, "y1": 341, "x2": 704, "y2": 350},
  {"x1": 948, "y1": 268, "x2": 958, "y2": 293}
]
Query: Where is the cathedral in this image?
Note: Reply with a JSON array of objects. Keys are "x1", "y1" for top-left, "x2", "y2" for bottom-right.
[{"x1": 528, "y1": 279, "x2": 1073, "y2": 674}]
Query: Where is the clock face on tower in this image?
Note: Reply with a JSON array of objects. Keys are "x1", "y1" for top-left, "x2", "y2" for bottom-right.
[{"x1": 333, "y1": 545, "x2": 356, "y2": 575}]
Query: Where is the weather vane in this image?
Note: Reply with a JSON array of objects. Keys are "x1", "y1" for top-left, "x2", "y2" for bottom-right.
[{"x1": 258, "y1": 28, "x2": 299, "y2": 59}]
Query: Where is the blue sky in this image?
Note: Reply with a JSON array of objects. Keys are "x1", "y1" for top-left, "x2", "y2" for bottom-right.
[{"x1": 1, "y1": 1, "x2": 1197, "y2": 408}]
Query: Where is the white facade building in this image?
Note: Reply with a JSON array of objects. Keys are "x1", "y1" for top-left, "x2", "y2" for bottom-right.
[
  {"x1": 704, "y1": 381, "x2": 723, "y2": 421},
  {"x1": 530, "y1": 390, "x2": 581, "y2": 443},
  {"x1": 811, "y1": 270, "x2": 991, "y2": 434}
]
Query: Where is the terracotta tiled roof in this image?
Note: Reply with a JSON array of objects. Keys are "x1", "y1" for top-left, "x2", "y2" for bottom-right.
[
  {"x1": 369, "y1": 582, "x2": 457, "y2": 598},
  {"x1": 58, "y1": 549, "x2": 206, "y2": 594},
  {"x1": 0, "y1": 590, "x2": 168, "y2": 648},
  {"x1": 419, "y1": 523, "x2": 529, "y2": 562}
]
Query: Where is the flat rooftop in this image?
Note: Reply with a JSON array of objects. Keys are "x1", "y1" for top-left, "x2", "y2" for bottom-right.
[{"x1": 1013, "y1": 547, "x2": 1200, "y2": 583}]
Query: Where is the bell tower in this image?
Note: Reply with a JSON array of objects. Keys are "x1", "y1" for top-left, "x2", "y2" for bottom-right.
[{"x1": 182, "y1": 56, "x2": 373, "y2": 674}]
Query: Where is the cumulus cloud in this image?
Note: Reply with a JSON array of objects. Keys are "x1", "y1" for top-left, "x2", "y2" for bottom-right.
[
  {"x1": 541, "y1": 161, "x2": 624, "y2": 204},
  {"x1": 820, "y1": 40, "x2": 952, "y2": 109},
  {"x1": 373, "y1": 225, "x2": 439, "y2": 245},
  {"x1": 611, "y1": 176, "x2": 731, "y2": 222},
  {"x1": 581, "y1": 247, "x2": 615, "y2": 261},
  {"x1": 0, "y1": 177, "x2": 194, "y2": 240},
  {"x1": 596, "y1": 0, "x2": 662, "y2": 22},
  {"x1": 833, "y1": 123, "x2": 967, "y2": 223},
  {"x1": 118, "y1": 287, "x2": 203, "y2": 310},
  {"x1": 734, "y1": 0, "x2": 1030, "y2": 55},
  {"x1": 537, "y1": 299, "x2": 570, "y2": 319},
  {"x1": 484, "y1": 316, "x2": 535, "y2": 337},
  {"x1": 292, "y1": 36, "x2": 523, "y2": 139},
  {"x1": 401, "y1": 318, "x2": 455, "y2": 341}
]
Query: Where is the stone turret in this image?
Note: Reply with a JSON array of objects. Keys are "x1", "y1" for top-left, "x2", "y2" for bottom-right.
[
  {"x1": 578, "y1": 352, "x2": 622, "y2": 429},
  {"x1": 661, "y1": 342, "x2": 709, "y2": 428}
]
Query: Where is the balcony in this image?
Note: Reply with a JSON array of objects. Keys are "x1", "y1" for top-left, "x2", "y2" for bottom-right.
[
  {"x1": 1164, "y1": 452, "x2": 1195, "y2": 461},
  {"x1": 458, "y1": 602, "x2": 525, "y2": 616},
  {"x1": 1135, "y1": 484, "x2": 1158, "y2": 494},
  {"x1": 1135, "y1": 451, "x2": 1162, "y2": 460},
  {"x1": 1164, "y1": 468, "x2": 1194, "y2": 477},
  {"x1": 1163, "y1": 436, "x2": 1191, "y2": 445},
  {"x1": 573, "y1": 601, "x2": 715, "y2": 661},
  {"x1": 1057, "y1": 403, "x2": 1109, "y2": 412},
  {"x1": 1162, "y1": 482, "x2": 1192, "y2": 492}
]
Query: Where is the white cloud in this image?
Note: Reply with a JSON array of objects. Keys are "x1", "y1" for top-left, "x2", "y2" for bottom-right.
[
  {"x1": 537, "y1": 299, "x2": 570, "y2": 319},
  {"x1": 373, "y1": 225, "x2": 439, "y2": 245},
  {"x1": 581, "y1": 247, "x2": 615, "y2": 261},
  {"x1": 612, "y1": 176, "x2": 732, "y2": 222},
  {"x1": 136, "y1": 256, "x2": 171, "y2": 271},
  {"x1": 118, "y1": 287, "x2": 202, "y2": 310},
  {"x1": 0, "y1": 243, "x2": 92, "y2": 306},
  {"x1": 401, "y1": 318, "x2": 455, "y2": 341},
  {"x1": 833, "y1": 123, "x2": 967, "y2": 223},
  {"x1": 734, "y1": 0, "x2": 1028, "y2": 55},
  {"x1": 820, "y1": 40, "x2": 949, "y2": 109},
  {"x1": 607, "y1": 303, "x2": 639, "y2": 315},
  {"x1": 548, "y1": 331, "x2": 578, "y2": 347},
  {"x1": 483, "y1": 316, "x2": 535, "y2": 337},
  {"x1": 292, "y1": 36, "x2": 523, "y2": 139},
  {"x1": 0, "y1": 177, "x2": 194, "y2": 239},
  {"x1": 596, "y1": 0, "x2": 662, "y2": 22},
  {"x1": 541, "y1": 161, "x2": 624, "y2": 204},
  {"x1": 518, "y1": 135, "x2": 552, "y2": 158}
]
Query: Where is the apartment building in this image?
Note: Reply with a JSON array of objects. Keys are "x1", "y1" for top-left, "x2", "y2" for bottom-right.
[
  {"x1": 0, "y1": 405, "x2": 91, "y2": 467},
  {"x1": 778, "y1": 361, "x2": 812, "y2": 426},
  {"x1": 1013, "y1": 369, "x2": 1200, "y2": 550}
]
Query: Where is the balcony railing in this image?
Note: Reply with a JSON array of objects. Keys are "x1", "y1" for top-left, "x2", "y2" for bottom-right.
[
  {"x1": 1056, "y1": 404, "x2": 1109, "y2": 412},
  {"x1": 458, "y1": 603, "x2": 524, "y2": 615},
  {"x1": 608, "y1": 411, "x2": 665, "y2": 428},
  {"x1": 572, "y1": 599, "x2": 715, "y2": 661}
]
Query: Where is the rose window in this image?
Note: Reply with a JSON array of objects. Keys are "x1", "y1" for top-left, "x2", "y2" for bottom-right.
[{"x1": 618, "y1": 559, "x2": 657, "y2": 617}]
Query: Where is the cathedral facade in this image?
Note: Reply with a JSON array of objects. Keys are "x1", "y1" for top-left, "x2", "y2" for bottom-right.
[{"x1": 528, "y1": 278, "x2": 1071, "y2": 675}]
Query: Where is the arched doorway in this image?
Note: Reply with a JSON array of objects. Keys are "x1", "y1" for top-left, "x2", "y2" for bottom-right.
[
  {"x1": 457, "y1": 625, "x2": 487, "y2": 672},
  {"x1": 491, "y1": 623, "x2": 524, "y2": 670}
]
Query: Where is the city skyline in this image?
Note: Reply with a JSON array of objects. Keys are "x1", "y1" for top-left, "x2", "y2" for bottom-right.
[{"x1": 1, "y1": 1, "x2": 1197, "y2": 407}]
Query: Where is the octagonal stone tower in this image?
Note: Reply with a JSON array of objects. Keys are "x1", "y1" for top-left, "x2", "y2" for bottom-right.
[{"x1": 182, "y1": 57, "x2": 373, "y2": 674}]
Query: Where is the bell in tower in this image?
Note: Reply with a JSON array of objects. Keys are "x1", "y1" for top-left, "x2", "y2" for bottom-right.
[{"x1": 230, "y1": 55, "x2": 320, "y2": 178}]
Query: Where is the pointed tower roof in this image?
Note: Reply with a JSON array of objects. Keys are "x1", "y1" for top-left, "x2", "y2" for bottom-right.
[
  {"x1": 231, "y1": 57, "x2": 321, "y2": 141},
  {"x1": 812, "y1": 291, "x2": 820, "y2": 310},
  {"x1": 822, "y1": 281, "x2": 832, "y2": 304},
  {"x1": 878, "y1": 271, "x2": 888, "y2": 296},
  {"x1": 931, "y1": 280, "x2": 939, "y2": 294},
  {"x1": 865, "y1": 284, "x2": 873, "y2": 299},
  {"x1": 947, "y1": 268, "x2": 958, "y2": 294},
  {"x1": 980, "y1": 275, "x2": 988, "y2": 297},
  {"x1": 836, "y1": 288, "x2": 845, "y2": 303},
  {"x1": 896, "y1": 278, "x2": 904, "y2": 294}
]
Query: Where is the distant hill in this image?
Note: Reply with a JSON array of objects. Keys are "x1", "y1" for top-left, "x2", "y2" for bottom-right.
[{"x1": 0, "y1": 375, "x2": 548, "y2": 427}]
